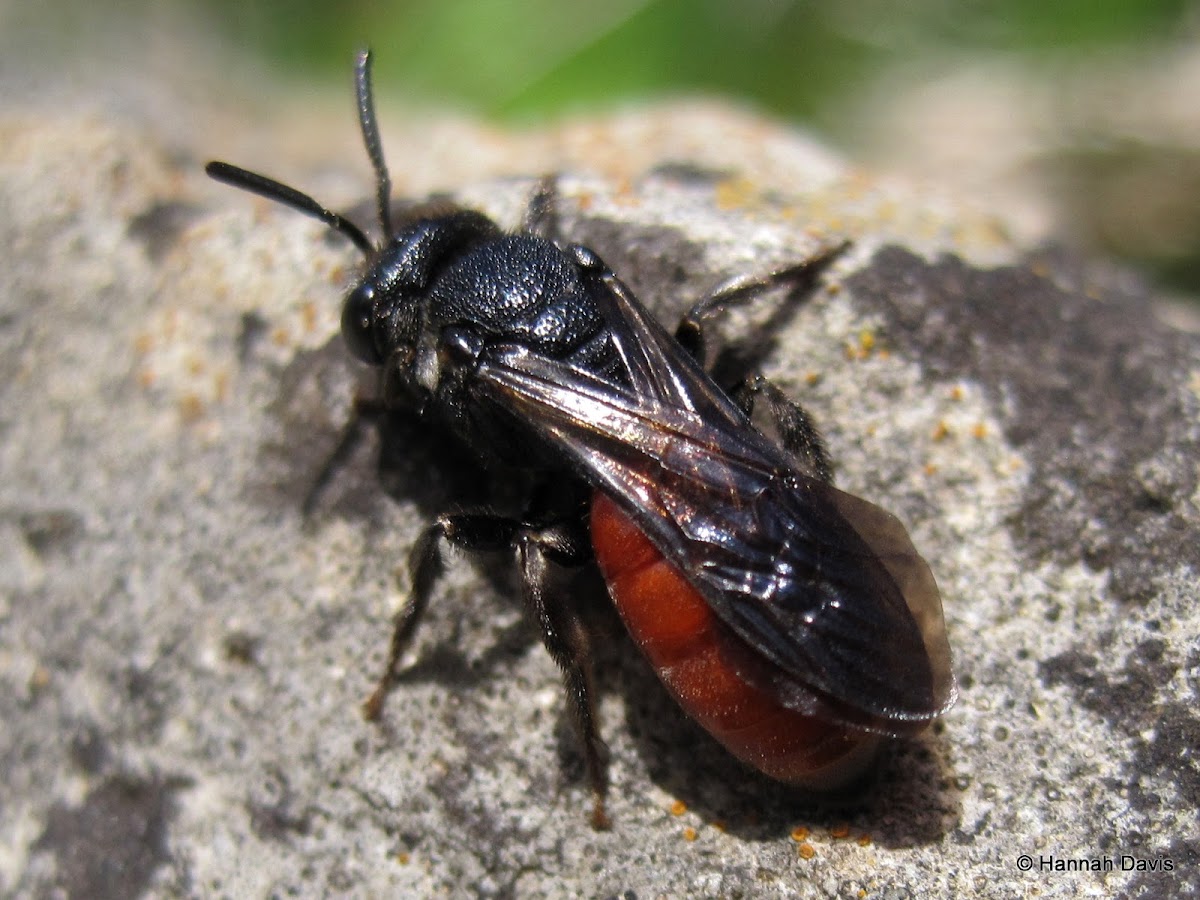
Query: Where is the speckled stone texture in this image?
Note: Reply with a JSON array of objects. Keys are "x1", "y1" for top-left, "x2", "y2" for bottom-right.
[{"x1": 1, "y1": 81, "x2": 1197, "y2": 899}]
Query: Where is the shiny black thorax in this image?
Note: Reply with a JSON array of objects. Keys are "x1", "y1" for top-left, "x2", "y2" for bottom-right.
[{"x1": 344, "y1": 210, "x2": 626, "y2": 467}]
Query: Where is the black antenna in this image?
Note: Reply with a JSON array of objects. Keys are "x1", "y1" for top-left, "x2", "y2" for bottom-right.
[
  {"x1": 204, "y1": 161, "x2": 375, "y2": 257},
  {"x1": 354, "y1": 48, "x2": 394, "y2": 241},
  {"x1": 204, "y1": 48, "x2": 403, "y2": 257}
]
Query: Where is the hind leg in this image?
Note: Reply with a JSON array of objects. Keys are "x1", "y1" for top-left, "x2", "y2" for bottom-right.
[
  {"x1": 362, "y1": 505, "x2": 611, "y2": 828},
  {"x1": 674, "y1": 241, "x2": 849, "y2": 380},
  {"x1": 673, "y1": 246, "x2": 848, "y2": 482}
]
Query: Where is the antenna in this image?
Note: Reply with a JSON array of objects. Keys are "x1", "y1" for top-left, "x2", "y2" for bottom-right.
[
  {"x1": 354, "y1": 48, "x2": 394, "y2": 241},
  {"x1": 204, "y1": 161, "x2": 375, "y2": 256}
]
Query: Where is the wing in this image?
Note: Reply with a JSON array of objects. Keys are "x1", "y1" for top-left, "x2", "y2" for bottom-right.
[{"x1": 473, "y1": 264, "x2": 956, "y2": 729}]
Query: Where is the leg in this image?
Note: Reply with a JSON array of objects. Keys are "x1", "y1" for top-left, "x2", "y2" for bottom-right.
[
  {"x1": 673, "y1": 243, "x2": 847, "y2": 484},
  {"x1": 522, "y1": 176, "x2": 559, "y2": 241},
  {"x1": 362, "y1": 511, "x2": 528, "y2": 721},
  {"x1": 306, "y1": 356, "x2": 439, "y2": 521},
  {"x1": 734, "y1": 374, "x2": 833, "y2": 483},
  {"x1": 516, "y1": 525, "x2": 611, "y2": 829},
  {"x1": 675, "y1": 241, "x2": 850, "y2": 382},
  {"x1": 361, "y1": 506, "x2": 610, "y2": 827},
  {"x1": 302, "y1": 395, "x2": 388, "y2": 519}
]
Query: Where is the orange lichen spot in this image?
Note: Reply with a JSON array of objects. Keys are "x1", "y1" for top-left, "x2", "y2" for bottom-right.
[
  {"x1": 396, "y1": 852, "x2": 410, "y2": 865},
  {"x1": 845, "y1": 330, "x2": 877, "y2": 361},
  {"x1": 1030, "y1": 260, "x2": 1051, "y2": 279},
  {"x1": 682, "y1": 826, "x2": 698, "y2": 842},
  {"x1": 715, "y1": 176, "x2": 757, "y2": 211},
  {"x1": 613, "y1": 177, "x2": 636, "y2": 205},
  {"x1": 669, "y1": 799, "x2": 688, "y2": 817},
  {"x1": 137, "y1": 368, "x2": 156, "y2": 389},
  {"x1": 29, "y1": 665, "x2": 51, "y2": 692},
  {"x1": 980, "y1": 221, "x2": 1009, "y2": 246},
  {"x1": 916, "y1": 216, "x2": 939, "y2": 241},
  {"x1": 178, "y1": 393, "x2": 205, "y2": 422},
  {"x1": 790, "y1": 826, "x2": 810, "y2": 842},
  {"x1": 932, "y1": 421, "x2": 951, "y2": 442},
  {"x1": 857, "y1": 833, "x2": 873, "y2": 847},
  {"x1": 857, "y1": 889, "x2": 868, "y2": 898},
  {"x1": 302, "y1": 301, "x2": 318, "y2": 333},
  {"x1": 830, "y1": 823, "x2": 852, "y2": 839},
  {"x1": 924, "y1": 462, "x2": 939, "y2": 476},
  {"x1": 188, "y1": 356, "x2": 205, "y2": 377},
  {"x1": 950, "y1": 385, "x2": 964, "y2": 402},
  {"x1": 575, "y1": 191, "x2": 594, "y2": 211},
  {"x1": 826, "y1": 281, "x2": 842, "y2": 297},
  {"x1": 271, "y1": 326, "x2": 290, "y2": 346},
  {"x1": 804, "y1": 371, "x2": 822, "y2": 386},
  {"x1": 797, "y1": 842, "x2": 816, "y2": 860},
  {"x1": 972, "y1": 422, "x2": 988, "y2": 439},
  {"x1": 876, "y1": 348, "x2": 890, "y2": 360},
  {"x1": 133, "y1": 332, "x2": 154, "y2": 354},
  {"x1": 328, "y1": 264, "x2": 347, "y2": 284},
  {"x1": 711, "y1": 820, "x2": 727, "y2": 833}
]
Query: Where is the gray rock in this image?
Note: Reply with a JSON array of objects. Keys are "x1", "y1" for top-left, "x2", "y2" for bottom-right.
[{"x1": 1, "y1": 91, "x2": 1196, "y2": 899}]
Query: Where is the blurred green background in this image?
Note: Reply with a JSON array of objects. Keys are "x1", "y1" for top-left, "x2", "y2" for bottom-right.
[
  {"x1": 204, "y1": 0, "x2": 1200, "y2": 298},
  {"x1": 197, "y1": 0, "x2": 1189, "y2": 123},
  {"x1": 7, "y1": 0, "x2": 1200, "y2": 297}
]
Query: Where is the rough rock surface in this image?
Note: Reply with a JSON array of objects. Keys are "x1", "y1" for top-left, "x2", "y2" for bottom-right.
[{"x1": 1, "y1": 85, "x2": 1197, "y2": 899}]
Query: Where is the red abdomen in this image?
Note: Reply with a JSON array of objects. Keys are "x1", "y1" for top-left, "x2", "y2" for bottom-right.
[{"x1": 590, "y1": 491, "x2": 879, "y2": 788}]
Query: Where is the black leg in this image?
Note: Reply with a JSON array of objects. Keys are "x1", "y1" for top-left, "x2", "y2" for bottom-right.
[
  {"x1": 734, "y1": 374, "x2": 833, "y2": 483},
  {"x1": 302, "y1": 395, "x2": 388, "y2": 519},
  {"x1": 523, "y1": 176, "x2": 560, "y2": 241},
  {"x1": 675, "y1": 241, "x2": 850, "y2": 384},
  {"x1": 672, "y1": 244, "x2": 847, "y2": 484},
  {"x1": 361, "y1": 505, "x2": 609, "y2": 827},
  {"x1": 516, "y1": 525, "x2": 610, "y2": 829},
  {"x1": 362, "y1": 511, "x2": 522, "y2": 721}
]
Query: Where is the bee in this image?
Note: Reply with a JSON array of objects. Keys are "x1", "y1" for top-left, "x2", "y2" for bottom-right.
[{"x1": 207, "y1": 50, "x2": 955, "y2": 829}]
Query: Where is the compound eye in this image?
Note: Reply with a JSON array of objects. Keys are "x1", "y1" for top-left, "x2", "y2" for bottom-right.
[{"x1": 341, "y1": 283, "x2": 382, "y2": 364}]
